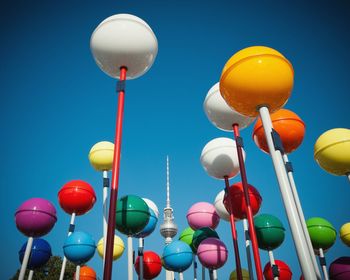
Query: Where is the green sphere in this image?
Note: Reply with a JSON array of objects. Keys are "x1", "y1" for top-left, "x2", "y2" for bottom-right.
[
  {"x1": 179, "y1": 227, "x2": 196, "y2": 252},
  {"x1": 192, "y1": 227, "x2": 219, "y2": 253},
  {"x1": 306, "y1": 217, "x2": 336, "y2": 250},
  {"x1": 254, "y1": 214, "x2": 285, "y2": 250},
  {"x1": 116, "y1": 195, "x2": 150, "y2": 236}
]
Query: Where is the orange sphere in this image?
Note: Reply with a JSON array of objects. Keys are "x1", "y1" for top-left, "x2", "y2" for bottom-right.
[
  {"x1": 75, "y1": 266, "x2": 96, "y2": 280},
  {"x1": 220, "y1": 46, "x2": 294, "y2": 117},
  {"x1": 253, "y1": 109, "x2": 305, "y2": 154}
]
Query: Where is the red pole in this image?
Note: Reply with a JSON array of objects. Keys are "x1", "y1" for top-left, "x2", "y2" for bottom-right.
[
  {"x1": 233, "y1": 124, "x2": 263, "y2": 280},
  {"x1": 103, "y1": 67, "x2": 127, "y2": 280},
  {"x1": 224, "y1": 176, "x2": 243, "y2": 280}
]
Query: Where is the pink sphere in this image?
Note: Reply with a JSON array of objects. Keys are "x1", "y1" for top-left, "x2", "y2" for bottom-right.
[
  {"x1": 186, "y1": 202, "x2": 220, "y2": 230},
  {"x1": 197, "y1": 237, "x2": 228, "y2": 269},
  {"x1": 15, "y1": 198, "x2": 57, "y2": 237}
]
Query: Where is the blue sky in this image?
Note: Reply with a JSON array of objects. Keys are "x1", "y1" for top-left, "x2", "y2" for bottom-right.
[{"x1": 1, "y1": 0, "x2": 350, "y2": 279}]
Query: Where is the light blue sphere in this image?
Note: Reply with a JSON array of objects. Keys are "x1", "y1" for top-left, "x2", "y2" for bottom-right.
[
  {"x1": 134, "y1": 208, "x2": 158, "y2": 238},
  {"x1": 162, "y1": 240, "x2": 193, "y2": 272},
  {"x1": 63, "y1": 231, "x2": 96, "y2": 265}
]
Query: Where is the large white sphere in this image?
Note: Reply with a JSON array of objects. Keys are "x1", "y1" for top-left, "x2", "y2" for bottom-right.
[
  {"x1": 204, "y1": 82, "x2": 255, "y2": 131},
  {"x1": 90, "y1": 14, "x2": 158, "y2": 80},
  {"x1": 200, "y1": 137, "x2": 244, "y2": 179},
  {"x1": 214, "y1": 190, "x2": 230, "y2": 221},
  {"x1": 143, "y1": 198, "x2": 159, "y2": 218}
]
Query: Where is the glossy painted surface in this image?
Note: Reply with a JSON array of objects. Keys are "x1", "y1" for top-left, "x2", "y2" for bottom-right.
[
  {"x1": 162, "y1": 240, "x2": 193, "y2": 272},
  {"x1": 19, "y1": 238, "x2": 51, "y2": 269},
  {"x1": 340, "y1": 222, "x2": 350, "y2": 247},
  {"x1": 63, "y1": 231, "x2": 96, "y2": 265},
  {"x1": 306, "y1": 217, "x2": 336, "y2": 249},
  {"x1": 135, "y1": 251, "x2": 162, "y2": 279},
  {"x1": 329, "y1": 257, "x2": 350, "y2": 280},
  {"x1": 197, "y1": 237, "x2": 228, "y2": 269},
  {"x1": 97, "y1": 235, "x2": 124, "y2": 260},
  {"x1": 214, "y1": 190, "x2": 230, "y2": 222},
  {"x1": 88, "y1": 141, "x2": 114, "y2": 171},
  {"x1": 263, "y1": 260, "x2": 292, "y2": 280},
  {"x1": 186, "y1": 202, "x2": 220, "y2": 230},
  {"x1": 76, "y1": 266, "x2": 97, "y2": 280},
  {"x1": 230, "y1": 268, "x2": 250, "y2": 280},
  {"x1": 254, "y1": 214, "x2": 285, "y2": 250},
  {"x1": 179, "y1": 227, "x2": 195, "y2": 252},
  {"x1": 134, "y1": 208, "x2": 158, "y2": 238},
  {"x1": 192, "y1": 227, "x2": 219, "y2": 252}
]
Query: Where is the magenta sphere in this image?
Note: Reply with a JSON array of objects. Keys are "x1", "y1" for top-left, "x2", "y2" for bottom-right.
[
  {"x1": 186, "y1": 202, "x2": 220, "y2": 230},
  {"x1": 197, "y1": 237, "x2": 228, "y2": 269},
  {"x1": 15, "y1": 198, "x2": 57, "y2": 237}
]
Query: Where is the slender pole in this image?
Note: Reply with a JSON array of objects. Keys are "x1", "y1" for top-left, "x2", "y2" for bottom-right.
[
  {"x1": 282, "y1": 154, "x2": 321, "y2": 279},
  {"x1": 258, "y1": 106, "x2": 316, "y2": 280},
  {"x1": 27, "y1": 270, "x2": 34, "y2": 280},
  {"x1": 103, "y1": 170, "x2": 108, "y2": 262},
  {"x1": 59, "y1": 213, "x2": 76, "y2": 280},
  {"x1": 319, "y1": 248, "x2": 329, "y2": 280},
  {"x1": 139, "y1": 238, "x2": 144, "y2": 280},
  {"x1": 103, "y1": 67, "x2": 127, "y2": 280},
  {"x1": 128, "y1": 236, "x2": 133, "y2": 280},
  {"x1": 347, "y1": 173, "x2": 350, "y2": 184},
  {"x1": 179, "y1": 272, "x2": 184, "y2": 280},
  {"x1": 243, "y1": 219, "x2": 254, "y2": 280},
  {"x1": 233, "y1": 123, "x2": 264, "y2": 280},
  {"x1": 213, "y1": 269, "x2": 218, "y2": 280},
  {"x1": 268, "y1": 250, "x2": 278, "y2": 280},
  {"x1": 224, "y1": 176, "x2": 243, "y2": 280},
  {"x1": 202, "y1": 265, "x2": 206, "y2": 280},
  {"x1": 209, "y1": 269, "x2": 218, "y2": 280},
  {"x1": 75, "y1": 265, "x2": 80, "y2": 280},
  {"x1": 18, "y1": 237, "x2": 33, "y2": 280},
  {"x1": 193, "y1": 255, "x2": 198, "y2": 280}
]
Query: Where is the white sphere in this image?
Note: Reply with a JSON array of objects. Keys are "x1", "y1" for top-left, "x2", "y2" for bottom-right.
[
  {"x1": 143, "y1": 198, "x2": 159, "y2": 218},
  {"x1": 90, "y1": 14, "x2": 158, "y2": 80},
  {"x1": 204, "y1": 82, "x2": 255, "y2": 131},
  {"x1": 214, "y1": 190, "x2": 230, "y2": 222},
  {"x1": 200, "y1": 137, "x2": 244, "y2": 179}
]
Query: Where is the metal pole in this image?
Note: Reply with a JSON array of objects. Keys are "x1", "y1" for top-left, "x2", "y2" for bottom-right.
[
  {"x1": 128, "y1": 236, "x2": 133, "y2": 280},
  {"x1": 59, "y1": 212, "x2": 76, "y2": 280},
  {"x1": 103, "y1": 170, "x2": 109, "y2": 262},
  {"x1": 233, "y1": 123, "x2": 264, "y2": 280},
  {"x1": 193, "y1": 255, "x2": 198, "y2": 280},
  {"x1": 18, "y1": 237, "x2": 33, "y2": 280},
  {"x1": 27, "y1": 270, "x2": 33, "y2": 280},
  {"x1": 347, "y1": 173, "x2": 350, "y2": 184},
  {"x1": 103, "y1": 67, "x2": 127, "y2": 280},
  {"x1": 268, "y1": 250, "x2": 278, "y2": 280},
  {"x1": 258, "y1": 106, "x2": 316, "y2": 280},
  {"x1": 75, "y1": 265, "x2": 80, "y2": 280},
  {"x1": 139, "y1": 238, "x2": 144, "y2": 280},
  {"x1": 213, "y1": 269, "x2": 218, "y2": 280},
  {"x1": 202, "y1": 266, "x2": 206, "y2": 280},
  {"x1": 282, "y1": 153, "x2": 321, "y2": 279},
  {"x1": 179, "y1": 272, "x2": 184, "y2": 280},
  {"x1": 224, "y1": 176, "x2": 243, "y2": 280},
  {"x1": 319, "y1": 248, "x2": 329, "y2": 280},
  {"x1": 243, "y1": 219, "x2": 254, "y2": 280}
]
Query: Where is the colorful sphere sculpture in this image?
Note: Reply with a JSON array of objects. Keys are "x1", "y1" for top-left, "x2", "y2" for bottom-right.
[
  {"x1": 162, "y1": 240, "x2": 193, "y2": 272},
  {"x1": 192, "y1": 227, "x2": 220, "y2": 252},
  {"x1": 200, "y1": 137, "x2": 243, "y2": 179},
  {"x1": 314, "y1": 128, "x2": 350, "y2": 176},
  {"x1": 223, "y1": 182, "x2": 262, "y2": 219},
  {"x1": 90, "y1": 14, "x2": 158, "y2": 80},
  {"x1": 63, "y1": 231, "x2": 96, "y2": 265},
  {"x1": 197, "y1": 237, "x2": 228, "y2": 269},
  {"x1": 19, "y1": 238, "x2": 52, "y2": 269},
  {"x1": 15, "y1": 198, "x2": 57, "y2": 237},
  {"x1": 214, "y1": 190, "x2": 230, "y2": 221},
  {"x1": 134, "y1": 208, "x2": 158, "y2": 238},
  {"x1": 329, "y1": 257, "x2": 350, "y2": 280},
  {"x1": 186, "y1": 202, "x2": 220, "y2": 230},
  {"x1": 88, "y1": 141, "x2": 114, "y2": 171},
  {"x1": 253, "y1": 109, "x2": 305, "y2": 154},
  {"x1": 219, "y1": 46, "x2": 294, "y2": 117},
  {"x1": 263, "y1": 260, "x2": 292, "y2": 280},
  {"x1": 135, "y1": 250, "x2": 162, "y2": 279},
  {"x1": 204, "y1": 82, "x2": 255, "y2": 131},
  {"x1": 97, "y1": 235, "x2": 124, "y2": 260},
  {"x1": 58, "y1": 180, "x2": 96, "y2": 216},
  {"x1": 254, "y1": 214, "x2": 285, "y2": 250},
  {"x1": 143, "y1": 198, "x2": 159, "y2": 218},
  {"x1": 340, "y1": 222, "x2": 350, "y2": 247},
  {"x1": 306, "y1": 217, "x2": 337, "y2": 250},
  {"x1": 76, "y1": 266, "x2": 97, "y2": 280},
  {"x1": 230, "y1": 268, "x2": 250, "y2": 280},
  {"x1": 179, "y1": 227, "x2": 195, "y2": 252},
  {"x1": 116, "y1": 195, "x2": 150, "y2": 236}
]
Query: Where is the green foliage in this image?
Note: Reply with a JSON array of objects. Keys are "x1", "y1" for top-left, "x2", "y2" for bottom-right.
[{"x1": 10, "y1": 256, "x2": 76, "y2": 280}]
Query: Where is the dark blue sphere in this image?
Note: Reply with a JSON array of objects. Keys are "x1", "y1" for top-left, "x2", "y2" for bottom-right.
[
  {"x1": 162, "y1": 240, "x2": 193, "y2": 272},
  {"x1": 63, "y1": 231, "x2": 96, "y2": 265},
  {"x1": 19, "y1": 238, "x2": 52, "y2": 269}
]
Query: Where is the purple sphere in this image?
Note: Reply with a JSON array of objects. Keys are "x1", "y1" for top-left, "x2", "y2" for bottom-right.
[
  {"x1": 329, "y1": 257, "x2": 350, "y2": 280},
  {"x1": 15, "y1": 198, "x2": 57, "y2": 237}
]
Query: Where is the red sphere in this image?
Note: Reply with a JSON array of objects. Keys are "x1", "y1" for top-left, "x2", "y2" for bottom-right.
[
  {"x1": 58, "y1": 180, "x2": 96, "y2": 215},
  {"x1": 263, "y1": 260, "x2": 292, "y2": 280},
  {"x1": 135, "y1": 251, "x2": 162, "y2": 279},
  {"x1": 223, "y1": 182, "x2": 262, "y2": 220},
  {"x1": 253, "y1": 109, "x2": 305, "y2": 154}
]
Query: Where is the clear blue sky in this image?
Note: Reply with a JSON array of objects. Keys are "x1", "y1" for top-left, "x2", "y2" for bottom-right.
[{"x1": 1, "y1": 0, "x2": 349, "y2": 279}]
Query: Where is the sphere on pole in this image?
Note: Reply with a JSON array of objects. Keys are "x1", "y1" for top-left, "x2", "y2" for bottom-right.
[
  {"x1": 89, "y1": 141, "x2": 114, "y2": 171},
  {"x1": 162, "y1": 240, "x2": 193, "y2": 272},
  {"x1": 19, "y1": 238, "x2": 52, "y2": 269},
  {"x1": 97, "y1": 235, "x2": 124, "y2": 260},
  {"x1": 135, "y1": 251, "x2": 162, "y2": 279},
  {"x1": 186, "y1": 202, "x2": 220, "y2": 230},
  {"x1": 306, "y1": 217, "x2": 337, "y2": 250},
  {"x1": 197, "y1": 237, "x2": 228, "y2": 269},
  {"x1": 263, "y1": 260, "x2": 292, "y2": 280},
  {"x1": 340, "y1": 222, "x2": 350, "y2": 247},
  {"x1": 63, "y1": 231, "x2": 96, "y2": 265},
  {"x1": 214, "y1": 190, "x2": 230, "y2": 222}
]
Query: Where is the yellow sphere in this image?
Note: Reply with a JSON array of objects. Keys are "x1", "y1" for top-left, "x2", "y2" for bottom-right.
[
  {"x1": 314, "y1": 128, "x2": 350, "y2": 176},
  {"x1": 229, "y1": 268, "x2": 250, "y2": 280},
  {"x1": 340, "y1": 223, "x2": 350, "y2": 247},
  {"x1": 97, "y1": 235, "x2": 125, "y2": 260},
  {"x1": 88, "y1": 141, "x2": 114, "y2": 171},
  {"x1": 220, "y1": 46, "x2": 294, "y2": 117}
]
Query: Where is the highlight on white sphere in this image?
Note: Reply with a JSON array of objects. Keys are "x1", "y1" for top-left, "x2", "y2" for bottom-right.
[
  {"x1": 143, "y1": 198, "x2": 159, "y2": 218},
  {"x1": 204, "y1": 82, "x2": 255, "y2": 131},
  {"x1": 90, "y1": 14, "x2": 158, "y2": 80},
  {"x1": 200, "y1": 137, "x2": 244, "y2": 179},
  {"x1": 214, "y1": 190, "x2": 230, "y2": 221}
]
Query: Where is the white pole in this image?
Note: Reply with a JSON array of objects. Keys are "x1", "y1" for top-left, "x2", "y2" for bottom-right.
[
  {"x1": 27, "y1": 270, "x2": 34, "y2": 280},
  {"x1": 212, "y1": 269, "x2": 218, "y2": 280},
  {"x1": 283, "y1": 154, "x2": 321, "y2": 279},
  {"x1": 139, "y1": 238, "x2": 144, "y2": 280},
  {"x1": 179, "y1": 272, "x2": 184, "y2": 280},
  {"x1": 166, "y1": 270, "x2": 173, "y2": 280},
  {"x1": 268, "y1": 250, "x2": 278, "y2": 280},
  {"x1": 75, "y1": 265, "x2": 80, "y2": 280},
  {"x1": 259, "y1": 106, "x2": 316, "y2": 280},
  {"x1": 59, "y1": 213, "x2": 76, "y2": 280},
  {"x1": 243, "y1": 219, "x2": 254, "y2": 280},
  {"x1": 202, "y1": 266, "x2": 206, "y2": 280},
  {"x1": 103, "y1": 170, "x2": 108, "y2": 261},
  {"x1": 18, "y1": 237, "x2": 33, "y2": 280},
  {"x1": 319, "y1": 248, "x2": 329, "y2": 280},
  {"x1": 193, "y1": 255, "x2": 197, "y2": 280},
  {"x1": 128, "y1": 236, "x2": 133, "y2": 280},
  {"x1": 347, "y1": 173, "x2": 350, "y2": 184}
]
